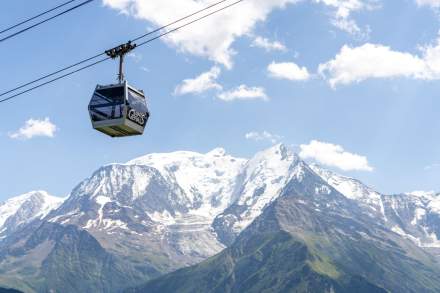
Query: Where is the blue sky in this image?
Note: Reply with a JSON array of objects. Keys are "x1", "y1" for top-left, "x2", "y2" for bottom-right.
[{"x1": 1, "y1": 0, "x2": 440, "y2": 200}]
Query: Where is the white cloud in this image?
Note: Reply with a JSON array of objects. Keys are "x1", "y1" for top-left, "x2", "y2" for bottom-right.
[
  {"x1": 299, "y1": 140, "x2": 373, "y2": 171},
  {"x1": 268, "y1": 61, "x2": 311, "y2": 81},
  {"x1": 251, "y1": 36, "x2": 287, "y2": 52},
  {"x1": 416, "y1": 0, "x2": 440, "y2": 8},
  {"x1": 9, "y1": 118, "x2": 57, "y2": 140},
  {"x1": 103, "y1": 0, "x2": 303, "y2": 68},
  {"x1": 217, "y1": 85, "x2": 268, "y2": 101},
  {"x1": 103, "y1": 0, "x2": 375, "y2": 67},
  {"x1": 319, "y1": 37, "x2": 440, "y2": 87},
  {"x1": 245, "y1": 131, "x2": 282, "y2": 144},
  {"x1": 174, "y1": 66, "x2": 222, "y2": 95},
  {"x1": 314, "y1": 0, "x2": 377, "y2": 37}
]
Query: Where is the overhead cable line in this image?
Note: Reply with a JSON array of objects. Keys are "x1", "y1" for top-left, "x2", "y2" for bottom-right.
[
  {"x1": 0, "y1": 57, "x2": 110, "y2": 104},
  {"x1": 0, "y1": 0, "x2": 96, "y2": 43},
  {"x1": 0, "y1": 0, "x2": 230, "y2": 99},
  {"x1": 0, "y1": 0, "x2": 244, "y2": 104},
  {"x1": 0, "y1": 52, "x2": 106, "y2": 98},
  {"x1": 0, "y1": 0, "x2": 79, "y2": 35}
]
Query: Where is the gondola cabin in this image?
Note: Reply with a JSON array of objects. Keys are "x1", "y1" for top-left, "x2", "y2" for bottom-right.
[{"x1": 88, "y1": 81, "x2": 149, "y2": 137}]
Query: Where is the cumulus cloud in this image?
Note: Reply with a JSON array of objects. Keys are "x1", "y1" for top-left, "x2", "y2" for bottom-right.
[
  {"x1": 103, "y1": 0, "x2": 375, "y2": 67},
  {"x1": 217, "y1": 85, "x2": 268, "y2": 101},
  {"x1": 416, "y1": 0, "x2": 440, "y2": 8},
  {"x1": 174, "y1": 68, "x2": 269, "y2": 102},
  {"x1": 245, "y1": 131, "x2": 282, "y2": 144},
  {"x1": 319, "y1": 37, "x2": 440, "y2": 87},
  {"x1": 251, "y1": 36, "x2": 287, "y2": 52},
  {"x1": 299, "y1": 140, "x2": 373, "y2": 171},
  {"x1": 268, "y1": 61, "x2": 311, "y2": 81},
  {"x1": 9, "y1": 118, "x2": 57, "y2": 140},
  {"x1": 174, "y1": 66, "x2": 222, "y2": 95}
]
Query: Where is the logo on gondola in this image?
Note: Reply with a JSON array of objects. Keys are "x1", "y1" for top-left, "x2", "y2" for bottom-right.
[{"x1": 128, "y1": 109, "x2": 146, "y2": 126}]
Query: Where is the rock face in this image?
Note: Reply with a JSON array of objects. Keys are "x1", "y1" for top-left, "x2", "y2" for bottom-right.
[{"x1": 0, "y1": 144, "x2": 440, "y2": 293}]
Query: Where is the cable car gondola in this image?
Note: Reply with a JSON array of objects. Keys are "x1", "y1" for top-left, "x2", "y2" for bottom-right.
[{"x1": 88, "y1": 42, "x2": 150, "y2": 137}]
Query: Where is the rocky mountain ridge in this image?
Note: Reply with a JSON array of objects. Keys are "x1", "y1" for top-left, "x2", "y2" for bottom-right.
[{"x1": 0, "y1": 191, "x2": 63, "y2": 239}]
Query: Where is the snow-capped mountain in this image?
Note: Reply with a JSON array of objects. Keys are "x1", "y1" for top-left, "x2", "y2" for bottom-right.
[
  {"x1": 0, "y1": 191, "x2": 64, "y2": 239},
  {"x1": 44, "y1": 148, "x2": 249, "y2": 269},
  {"x1": 135, "y1": 162, "x2": 440, "y2": 293},
  {"x1": 310, "y1": 164, "x2": 440, "y2": 254},
  {"x1": 6, "y1": 146, "x2": 440, "y2": 259},
  {"x1": 127, "y1": 148, "x2": 247, "y2": 220},
  {"x1": 1, "y1": 144, "x2": 440, "y2": 292},
  {"x1": 67, "y1": 145, "x2": 306, "y2": 249},
  {"x1": 35, "y1": 144, "x2": 312, "y2": 276},
  {"x1": 213, "y1": 144, "x2": 310, "y2": 244}
]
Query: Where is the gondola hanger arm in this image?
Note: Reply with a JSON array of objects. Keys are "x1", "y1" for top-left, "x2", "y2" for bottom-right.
[{"x1": 105, "y1": 41, "x2": 137, "y2": 83}]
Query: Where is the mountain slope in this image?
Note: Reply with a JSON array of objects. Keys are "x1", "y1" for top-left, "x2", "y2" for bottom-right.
[
  {"x1": 0, "y1": 220, "x2": 160, "y2": 293},
  {"x1": 133, "y1": 162, "x2": 440, "y2": 293},
  {"x1": 131, "y1": 230, "x2": 387, "y2": 293}
]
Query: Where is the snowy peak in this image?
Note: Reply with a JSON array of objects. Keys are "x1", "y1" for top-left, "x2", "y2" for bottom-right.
[
  {"x1": 49, "y1": 145, "x2": 309, "y2": 247},
  {"x1": 73, "y1": 164, "x2": 180, "y2": 203},
  {"x1": 245, "y1": 144, "x2": 299, "y2": 171},
  {"x1": 0, "y1": 190, "x2": 63, "y2": 236},
  {"x1": 127, "y1": 148, "x2": 247, "y2": 217},
  {"x1": 47, "y1": 148, "x2": 247, "y2": 237},
  {"x1": 236, "y1": 144, "x2": 301, "y2": 206},
  {"x1": 51, "y1": 163, "x2": 193, "y2": 229},
  {"x1": 213, "y1": 144, "x2": 310, "y2": 241},
  {"x1": 207, "y1": 147, "x2": 227, "y2": 157}
]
